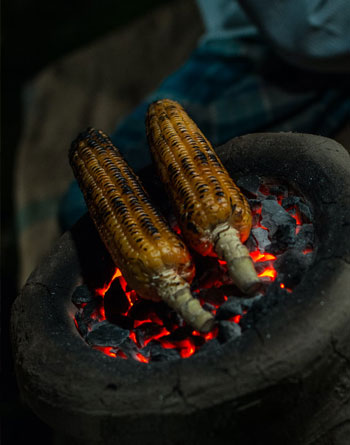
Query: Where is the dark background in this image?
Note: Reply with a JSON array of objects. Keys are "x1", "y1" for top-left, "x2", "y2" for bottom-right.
[{"x1": 1, "y1": 1, "x2": 177, "y2": 443}]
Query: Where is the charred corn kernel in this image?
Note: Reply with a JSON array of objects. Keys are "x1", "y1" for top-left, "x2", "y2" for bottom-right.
[
  {"x1": 69, "y1": 128, "x2": 214, "y2": 332},
  {"x1": 146, "y1": 99, "x2": 260, "y2": 295}
]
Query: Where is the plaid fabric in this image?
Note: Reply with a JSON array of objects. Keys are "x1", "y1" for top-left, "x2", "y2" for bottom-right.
[{"x1": 59, "y1": 3, "x2": 350, "y2": 230}]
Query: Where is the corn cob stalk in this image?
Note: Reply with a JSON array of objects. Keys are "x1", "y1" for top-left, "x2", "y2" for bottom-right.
[
  {"x1": 146, "y1": 99, "x2": 260, "y2": 295},
  {"x1": 69, "y1": 128, "x2": 214, "y2": 332}
]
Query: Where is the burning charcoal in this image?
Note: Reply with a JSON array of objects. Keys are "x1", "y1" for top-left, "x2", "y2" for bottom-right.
[
  {"x1": 86, "y1": 321, "x2": 130, "y2": 347},
  {"x1": 216, "y1": 298, "x2": 243, "y2": 321},
  {"x1": 81, "y1": 298, "x2": 102, "y2": 321},
  {"x1": 261, "y1": 200, "x2": 296, "y2": 237},
  {"x1": 274, "y1": 249, "x2": 311, "y2": 287},
  {"x1": 265, "y1": 195, "x2": 277, "y2": 201},
  {"x1": 218, "y1": 321, "x2": 241, "y2": 343},
  {"x1": 146, "y1": 342, "x2": 180, "y2": 361},
  {"x1": 236, "y1": 175, "x2": 260, "y2": 197},
  {"x1": 119, "y1": 337, "x2": 140, "y2": 359},
  {"x1": 282, "y1": 196, "x2": 300, "y2": 208},
  {"x1": 295, "y1": 224, "x2": 314, "y2": 251},
  {"x1": 191, "y1": 334, "x2": 206, "y2": 348},
  {"x1": 168, "y1": 326, "x2": 194, "y2": 341},
  {"x1": 251, "y1": 228, "x2": 271, "y2": 252},
  {"x1": 135, "y1": 322, "x2": 167, "y2": 348},
  {"x1": 298, "y1": 202, "x2": 313, "y2": 223},
  {"x1": 104, "y1": 279, "x2": 131, "y2": 315},
  {"x1": 127, "y1": 299, "x2": 159, "y2": 321},
  {"x1": 71, "y1": 285, "x2": 95, "y2": 306}
]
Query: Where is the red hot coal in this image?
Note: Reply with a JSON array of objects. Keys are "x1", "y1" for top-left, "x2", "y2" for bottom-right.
[{"x1": 72, "y1": 176, "x2": 315, "y2": 362}]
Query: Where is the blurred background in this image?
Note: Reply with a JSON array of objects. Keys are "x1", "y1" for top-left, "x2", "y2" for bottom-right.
[
  {"x1": 2, "y1": 0, "x2": 349, "y2": 443},
  {"x1": 1, "y1": 1, "x2": 203, "y2": 443}
]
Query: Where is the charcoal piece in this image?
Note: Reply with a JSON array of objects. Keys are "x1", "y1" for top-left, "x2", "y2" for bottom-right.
[
  {"x1": 198, "y1": 338, "x2": 221, "y2": 354},
  {"x1": 295, "y1": 224, "x2": 314, "y2": 251},
  {"x1": 239, "y1": 294, "x2": 263, "y2": 310},
  {"x1": 261, "y1": 200, "x2": 296, "y2": 237},
  {"x1": 119, "y1": 337, "x2": 140, "y2": 359},
  {"x1": 146, "y1": 342, "x2": 180, "y2": 361},
  {"x1": 86, "y1": 321, "x2": 130, "y2": 347},
  {"x1": 240, "y1": 283, "x2": 288, "y2": 331},
  {"x1": 298, "y1": 202, "x2": 313, "y2": 223},
  {"x1": 265, "y1": 195, "x2": 277, "y2": 201},
  {"x1": 127, "y1": 299, "x2": 159, "y2": 320},
  {"x1": 282, "y1": 196, "x2": 300, "y2": 208},
  {"x1": 268, "y1": 185, "x2": 287, "y2": 197},
  {"x1": 71, "y1": 285, "x2": 95, "y2": 306},
  {"x1": 81, "y1": 298, "x2": 101, "y2": 321},
  {"x1": 202, "y1": 302, "x2": 216, "y2": 313},
  {"x1": 274, "y1": 249, "x2": 311, "y2": 287},
  {"x1": 168, "y1": 326, "x2": 194, "y2": 341},
  {"x1": 198, "y1": 286, "x2": 230, "y2": 306},
  {"x1": 236, "y1": 175, "x2": 260, "y2": 196},
  {"x1": 270, "y1": 225, "x2": 296, "y2": 252},
  {"x1": 135, "y1": 322, "x2": 166, "y2": 348},
  {"x1": 104, "y1": 279, "x2": 131, "y2": 315},
  {"x1": 218, "y1": 321, "x2": 241, "y2": 343},
  {"x1": 248, "y1": 199, "x2": 261, "y2": 212},
  {"x1": 254, "y1": 261, "x2": 275, "y2": 274},
  {"x1": 191, "y1": 334, "x2": 206, "y2": 347},
  {"x1": 245, "y1": 233, "x2": 258, "y2": 252},
  {"x1": 216, "y1": 298, "x2": 243, "y2": 321},
  {"x1": 74, "y1": 311, "x2": 89, "y2": 338},
  {"x1": 251, "y1": 228, "x2": 271, "y2": 252},
  {"x1": 105, "y1": 312, "x2": 134, "y2": 330}
]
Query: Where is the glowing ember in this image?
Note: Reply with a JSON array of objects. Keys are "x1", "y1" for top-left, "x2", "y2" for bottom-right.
[
  {"x1": 73, "y1": 178, "x2": 314, "y2": 362},
  {"x1": 258, "y1": 268, "x2": 277, "y2": 280},
  {"x1": 250, "y1": 251, "x2": 276, "y2": 262}
]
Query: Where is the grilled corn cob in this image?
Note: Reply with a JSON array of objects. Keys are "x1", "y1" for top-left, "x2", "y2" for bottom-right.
[
  {"x1": 146, "y1": 99, "x2": 260, "y2": 295},
  {"x1": 69, "y1": 128, "x2": 214, "y2": 332}
]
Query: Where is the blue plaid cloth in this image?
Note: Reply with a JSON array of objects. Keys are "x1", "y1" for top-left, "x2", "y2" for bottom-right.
[{"x1": 59, "y1": 0, "x2": 350, "y2": 230}]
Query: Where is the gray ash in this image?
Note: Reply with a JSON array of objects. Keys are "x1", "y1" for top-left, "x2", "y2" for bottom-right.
[{"x1": 72, "y1": 177, "x2": 315, "y2": 362}]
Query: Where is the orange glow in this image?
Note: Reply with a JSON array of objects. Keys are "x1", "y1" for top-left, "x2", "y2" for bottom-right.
[
  {"x1": 172, "y1": 224, "x2": 182, "y2": 235},
  {"x1": 129, "y1": 331, "x2": 138, "y2": 345},
  {"x1": 258, "y1": 268, "x2": 277, "y2": 279},
  {"x1": 95, "y1": 268, "x2": 121, "y2": 296},
  {"x1": 228, "y1": 315, "x2": 242, "y2": 324},
  {"x1": 178, "y1": 339, "x2": 196, "y2": 358},
  {"x1": 133, "y1": 319, "x2": 153, "y2": 328},
  {"x1": 290, "y1": 207, "x2": 302, "y2": 225},
  {"x1": 99, "y1": 306, "x2": 106, "y2": 320},
  {"x1": 303, "y1": 247, "x2": 313, "y2": 255},
  {"x1": 76, "y1": 185, "x2": 316, "y2": 364},
  {"x1": 203, "y1": 326, "x2": 218, "y2": 341},
  {"x1": 259, "y1": 224, "x2": 269, "y2": 231},
  {"x1": 117, "y1": 350, "x2": 127, "y2": 359},
  {"x1": 136, "y1": 353, "x2": 149, "y2": 363},
  {"x1": 93, "y1": 346, "x2": 117, "y2": 358},
  {"x1": 143, "y1": 327, "x2": 171, "y2": 346},
  {"x1": 250, "y1": 251, "x2": 277, "y2": 262}
]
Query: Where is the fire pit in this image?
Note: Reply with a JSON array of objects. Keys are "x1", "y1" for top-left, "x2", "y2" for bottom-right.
[{"x1": 12, "y1": 133, "x2": 350, "y2": 445}]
